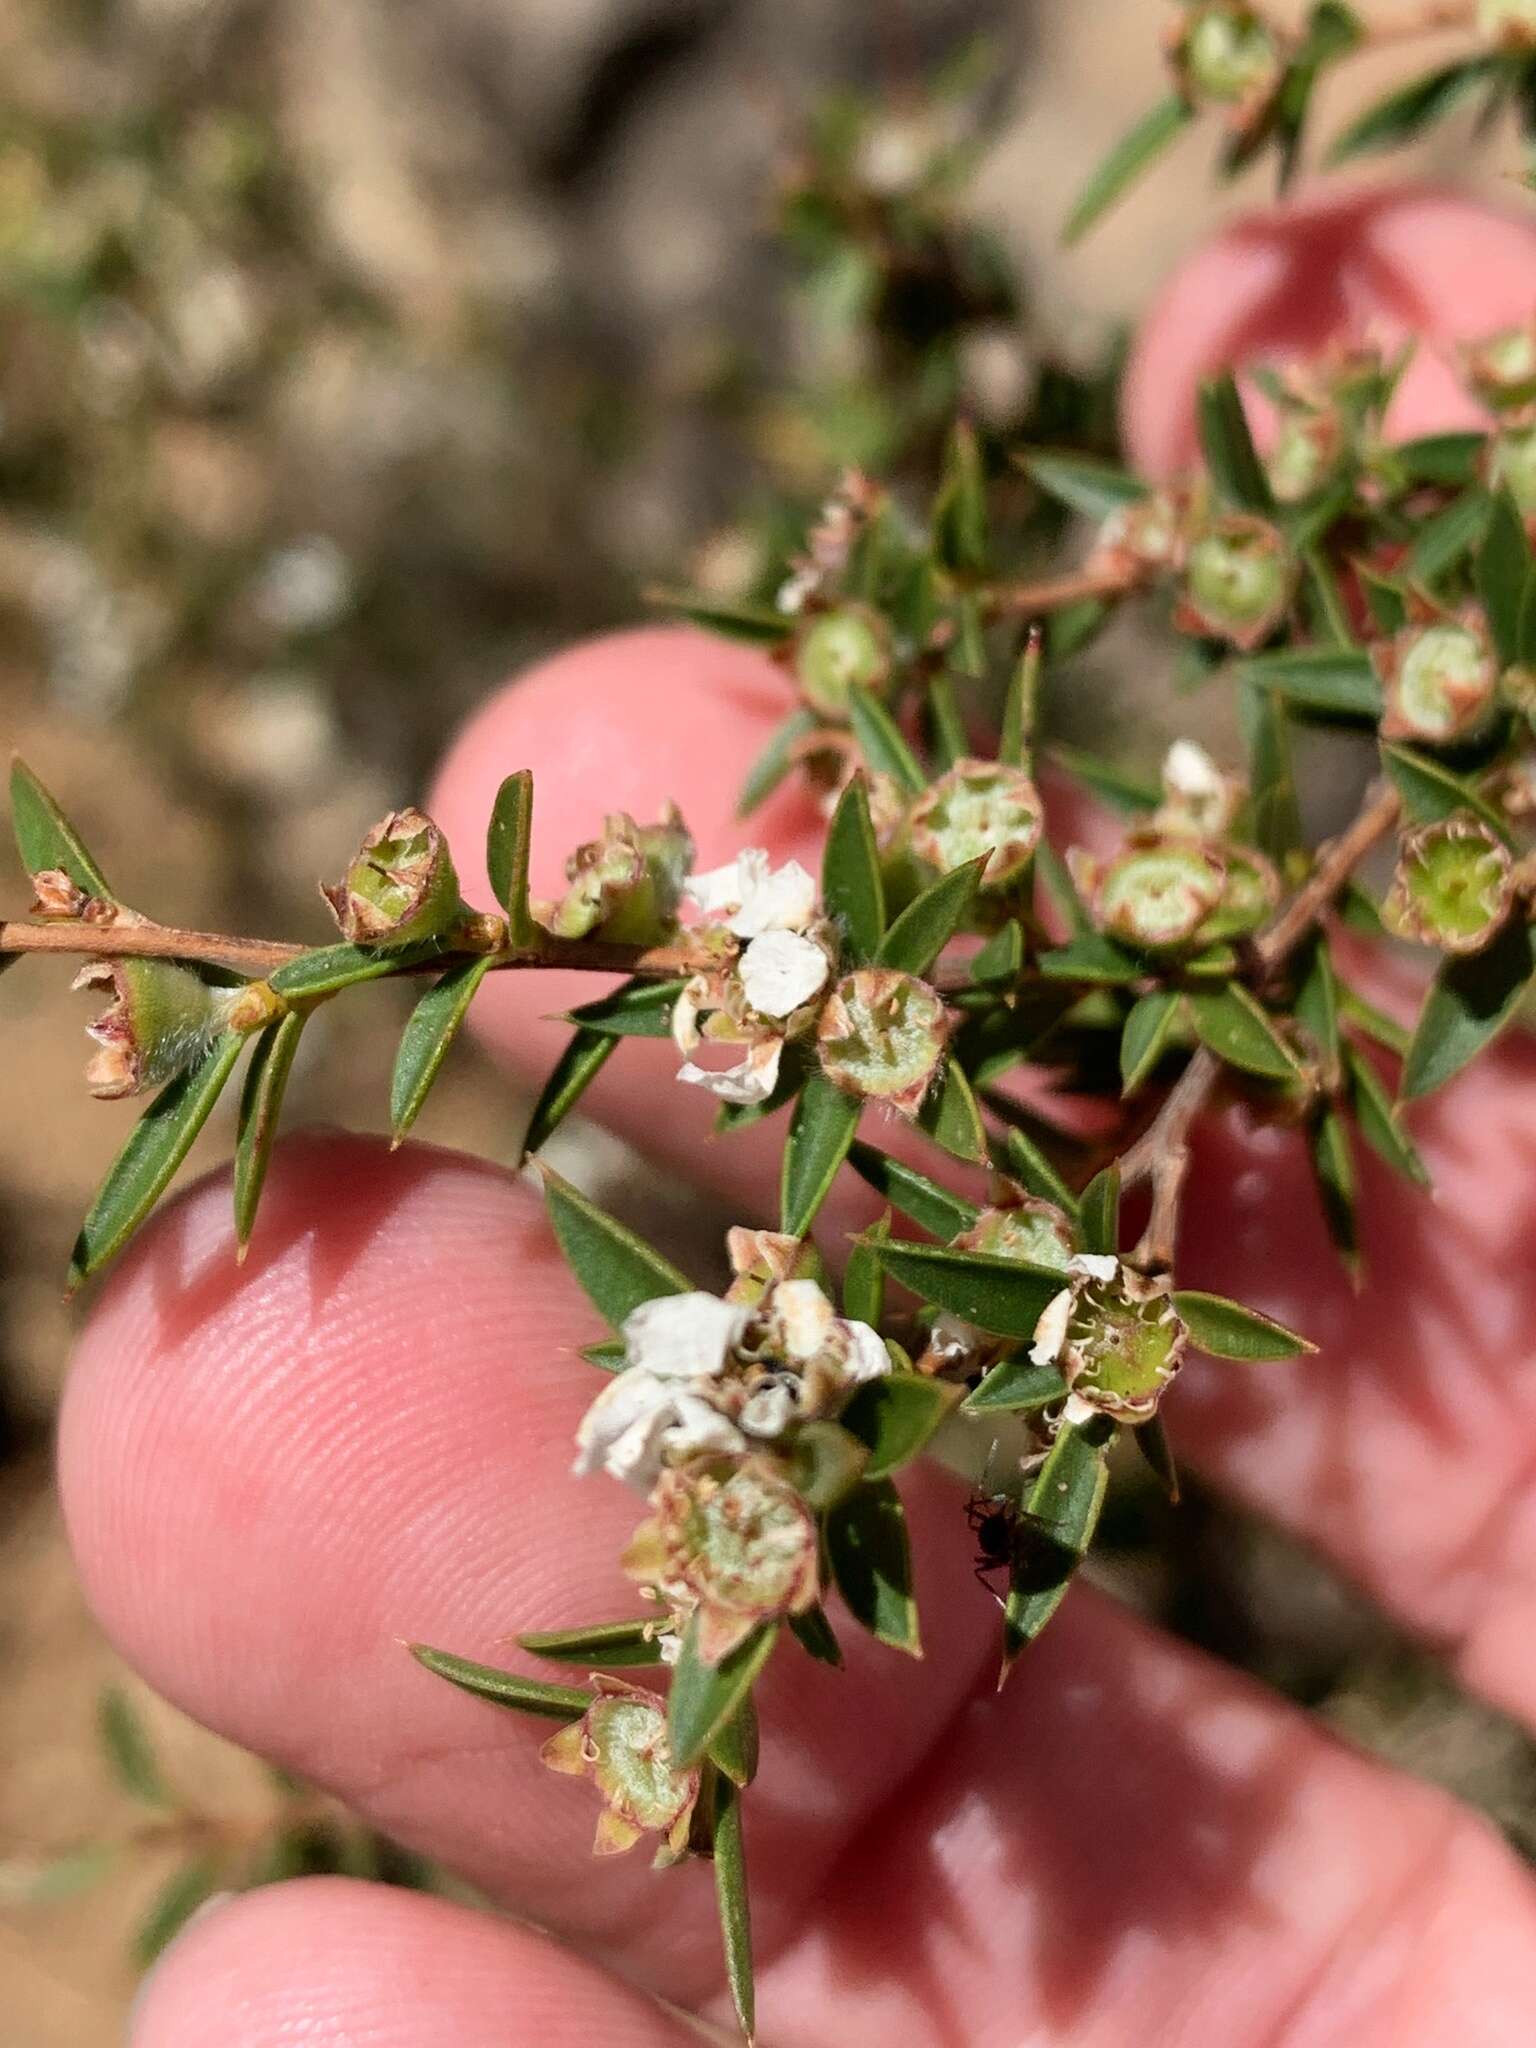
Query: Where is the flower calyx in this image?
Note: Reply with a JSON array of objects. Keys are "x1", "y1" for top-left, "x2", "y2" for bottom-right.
[
  {"x1": 540, "y1": 1675, "x2": 700, "y2": 1864},
  {"x1": 1030, "y1": 1255, "x2": 1188, "y2": 1424}
]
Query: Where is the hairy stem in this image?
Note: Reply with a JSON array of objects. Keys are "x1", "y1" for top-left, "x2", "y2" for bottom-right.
[{"x1": 1122, "y1": 780, "x2": 1402, "y2": 1270}]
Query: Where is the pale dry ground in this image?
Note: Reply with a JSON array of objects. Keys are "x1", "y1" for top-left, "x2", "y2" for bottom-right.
[{"x1": 1, "y1": 3, "x2": 1527, "y2": 2042}]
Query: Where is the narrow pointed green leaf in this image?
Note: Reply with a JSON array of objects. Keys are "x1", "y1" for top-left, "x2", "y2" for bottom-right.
[
  {"x1": 710, "y1": 1696, "x2": 759, "y2": 1790},
  {"x1": 964, "y1": 1353, "x2": 1070, "y2": 1415},
  {"x1": 410, "y1": 1644, "x2": 590, "y2": 1721},
  {"x1": 932, "y1": 419, "x2": 989, "y2": 575},
  {"x1": 877, "y1": 858, "x2": 984, "y2": 978},
  {"x1": 1345, "y1": 1043, "x2": 1430, "y2": 1187},
  {"x1": 563, "y1": 976, "x2": 686, "y2": 1037},
  {"x1": 520, "y1": 1027, "x2": 619, "y2": 1161},
  {"x1": 1310, "y1": 1104, "x2": 1359, "y2": 1268},
  {"x1": 847, "y1": 1141, "x2": 978, "y2": 1240},
  {"x1": 999, "y1": 632, "x2": 1042, "y2": 768},
  {"x1": 822, "y1": 775, "x2": 885, "y2": 963},
  {"x1": 233, "y1": 1010, "x2": 305, "y2": 1252},
  {"x1": 1402, "y1": 917, "x2": 1536, "y2": 1098},
  {"x1": 69, "y1": 1032, "x2": 244, "y2": 1291},
  {"x1": 10, "y1": 758, "x2": 114, "y2": 897},
  {"x1": 1046, "y1": 744, "x2": 1160, "y2": 815},
  {"x1": 269, "y1": 938, "x2": 450, "y2": 1000},
  {"x1": 1294, "y1": 933, "x2": 1341, "y2": 1073},
  {"x1": 1135, "y1": 1413, "x2": 1180, "y2": 1503},
  {"x1": 848, "y1": 685, "x2": 925, "y2": 796},
  {"x1": 1238, "y1": 646, "x2": 1380, "y2": 718},
  {"x1": 926, "y1": 672, "x2": 969, "y2": 772},
  {"x1": 1020, "y1": 451, "x2": 1148, "y2": 521},
  {"x1": 579, "y1": 1337, "x2": 628, "y2": 1372},
  {"x1": 1172, "y1": 1290, "x2": 1314, "y2": 1360},
  {"x1": 1064, "y1": 95, "x2": 1195, "y2": 245},
  {"x1": 134, "y1": 1859, "x2": 223, "y2": 1969},
  {"x1": 1478, "y1": 492, "x2": 1536, "y2": 668},
  {"x1": 788, "y1": 1604, "x2": 843, "y2": 1667},
  {"x1": 651, "y1": 589, "x2": 792, "y2": 646},
  {"x1": 1078, "y1": 1165, "x2": 1121, "y2": 1255},
  {"x1": 539, "y1": 1166, "x2": 692, "y2": 1329},
  {"x1": 863, "y1": 1238, "x2": 1067, "y2": 1339},
  {"x1": 781, "y1": 1072, "x2": 861, "y2": 1238},
  {"x1": 485, "y1": 770, "x2": 536, "y2": 942},
  {"x1": 1033, "y1": 838, "x2": 1092, "y2": 937},
  {"x1": 1381, "y1": 743, "x2": 1511, "y2": 844},
  {"x1": 1002, "y1": 1126, "x2": 1081, "y2": 1220},
  {"x1": 1120, "y1": 988, "x2": 1180, "y2": 1094},
  {"x1": 667, "y1": 1618, "x2": 777, "y2": 1770},
  {"x1": 1355, "y1": 564, "x2": 1409, "y2": 636},
  {"x1": 1198, "y1": 371, "x2": 1274, "y2": 515},
  {"x1": 1037, "y1": 932, "x2": 1144, "y2": 984},
  {"x1": 841, "y1": 1214, "x2": 888, "y2": 1326},
  {"x1": 1328, "y1": 55, "x2": 1503, "y2": 163},
  {"x1": 1405, "y1": 486, "x2": 1493, "y2": 586},
  {"x1": 1186, "y1": 985, "x2": 1304, "y2": 1081},
  {"x1": 1340, "y1": 982, "x2": 1411, "y2": 1058},
  {"x1": 390, "y1": 955, "x2": 494, "y2": 1143},
  {"x1": 518, "y1": 1619, "x2": 663, "y2": 1669},
  {"x1": 1002, "y1": 1420, "x2": 1109, "y2": 1674},
  {"x1": 916, "y1": 1056, "x2": 986, "y2": 1164},
  {"x1": 1391, "y1": 432, "x2": 1484, "y2": 487},
  {"x1": 711, "y1": 1776, "x2": 755, "y2": 2043},
  {"x1": 738, "y1": 707, "x2": 820, "y2": 819},
  {"x1": 99, "y1": 1686, "x2": 171, "y2": 1808},
  {"x1": 838, "y1": 1373, "x2": 963, "y2": 1479},
  {"x1": 826, "y1": 1478, "x2": 921, "y2": 1656},
  {"x1": 968, "y1": 919, "x2": 1023, "y2": 988}
]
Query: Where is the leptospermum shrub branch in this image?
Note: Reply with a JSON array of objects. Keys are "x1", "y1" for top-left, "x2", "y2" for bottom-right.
[{"x1": 12, "y1": 66, "x2": 1536, "y2": 2048}]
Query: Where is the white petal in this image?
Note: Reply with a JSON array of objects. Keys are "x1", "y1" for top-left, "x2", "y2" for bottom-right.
[
  {"x1": 773, "y1": 1277, "x2": 837, "y2": 1361},
  {"x1": 671, "y1": 977, "x2": 707, "y2": 1055},
  {"x1": 683, "y1": 853, "x2": 757, "y2": 920},
  {"x1": 663, "y1": 1392, "x2": 748, "y2": 1463},
  {"x1": 840, "y1": 1319, "x2": 893, "y2": 1383},
  {"x1": 740, "y1": 1382, "x2": 797, "y2": 1438},
  {"x1": 1029, "y1": 1287, "x2": 1073, "y2": 1367},
  {"x1": 927, "y1": 1312, "x2": 978, "y2": 1367},
  {"x1": 1163, "y1": 740, "x2": 1223, "y2": 801},
  {"x1": 572, "y1": 1370, "x2": 674, "y2": 1484},
  {"x1": 739, "y1": 929, "x2": 829, "y2": 1019},
  {"x1": 1068, "y1": 1253, "x2": 1119, "y2": 1284},
  {"x1": 676, "y1": 1035, "x2": 784, "y2": 1106},
  {"x1": 732, "y1": 858, "x2": 816, "y2": 937},
  {"x1": 623, "y1": 1293, "x2": 747, "y2": 1380},
  {"x1": 1060, "y1": 1391, "x2": 1100, "y2": 1430}
]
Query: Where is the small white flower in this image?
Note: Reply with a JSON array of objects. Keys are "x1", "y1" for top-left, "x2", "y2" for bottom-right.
[
  {"x1": 1163, "y1": 740, "x2": 1223, "y2": 803},
  {"x1": 1029, "y1": 1287, "x2": 1073, "y2": 1367},
  {"x1": 740, "y1": 1381, "x2": 797, "y2": 1438},
  {"x1": 772, "y1": 1278, "x2": 837, "y2": 1361},
  {"x1": 624, "y1": 1292, "x2": 748, "y2": 1380},
  {"x1": 665, "y1": 1392, "x2": 749, "y2": 1464},
  {"x1": 738, "y1": 928, "x2": 829, "y2": 1019},
  {"x1": 685, "y1": 850, "x2": 817, "y2": 938},
  {"x1": 840, "y1": 1319, "x2": 893, "y2": 1383},
  {"x1": 776, "y1": 566, "x2": 818, "y2": 615},
  {"x1": 677, "y1": 1035, "x2": 784, "y2": 1106},
  {"x1": 1068, "y1": 1253, "x2": 1119, "y2": 1285},
  {"x1": 572, "y1": 1368, "x2": 747, "y2": 1491}
]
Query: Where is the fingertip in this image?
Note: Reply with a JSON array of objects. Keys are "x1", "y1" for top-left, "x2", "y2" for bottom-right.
[{"x1": 1123, "y1": 183, "x2": 1536, "y2": 477}]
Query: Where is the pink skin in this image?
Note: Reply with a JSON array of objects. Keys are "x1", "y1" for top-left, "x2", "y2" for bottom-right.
[{"x1": 62, "y1": 190, "x2": 1536, "y2": 2045}]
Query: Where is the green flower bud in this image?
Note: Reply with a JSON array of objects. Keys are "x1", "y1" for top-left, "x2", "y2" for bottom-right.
[
  {"x1": 1177, "y1": 517, "x2": 1296, "y2": 650},
  {"x1": 1267, "y1": 405, "x2": 1343, "y2": 505},
  {"x1": 816, "y1": 966, "x2": 949, "y2": 1115},
  {"x1": 540, "y1": 1676, "x2": 700, "y2": 1863},
  {"x1": 1479, "y1": 0, "x2": 1536, "y2": 50},
  {"x1": 794, "y1": 605, "x2": 892, "y2": 720},
  {"x1": 1091, "y1": 833, "x2": 1228, "y2": 951},
  {"x1": 1462, "y1": 322, "x2": 1536, "y2": 411},
  {"x1": 1194, "y1": 842, "x2": 1281, "y2": 944},
  {"x1": 538, "y1": 804, "x2": 695, "y2": 944},
  {"x1": 624, "y1": 1460, "x2": 819, "y2": 1667},
  {"x1": 952, "y1": 1198, "x2": 1076, "y2": 1274},
  {"x1": 1092, "y1": 489, "x2": 1190, "y2": 580},
  {"x1": 73, "y1": 958, "x2": 228, "y2": 1100},
  {"x1": 322, "y1": 806, "x2": 463, "y2": 946},
  {"x1": 907, "y1": 759, "x2": 1044, "y2": 889},
  {"x1": 1170, "y1": 4, "x2": 1285, "y2": 116},
  {"x1": 1382, "y1": 814, "x2": 1514, "y2": 955},
  {"x1": 1489, "y1": 425, "x2": 1536, "y2": 520},
  {"x1": 1376, "y1": 620, "x2": 1498, "y2": 746}
]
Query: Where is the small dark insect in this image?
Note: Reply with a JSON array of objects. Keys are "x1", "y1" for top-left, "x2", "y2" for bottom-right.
[{"x1": 965, "y1": 1489, "x2": 1021, "y2": 1608}]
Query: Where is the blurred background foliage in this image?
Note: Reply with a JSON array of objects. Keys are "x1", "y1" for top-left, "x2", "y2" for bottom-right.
[{"x1": 2, "y1": 2, "x2": 1533, "y2": 2040}]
